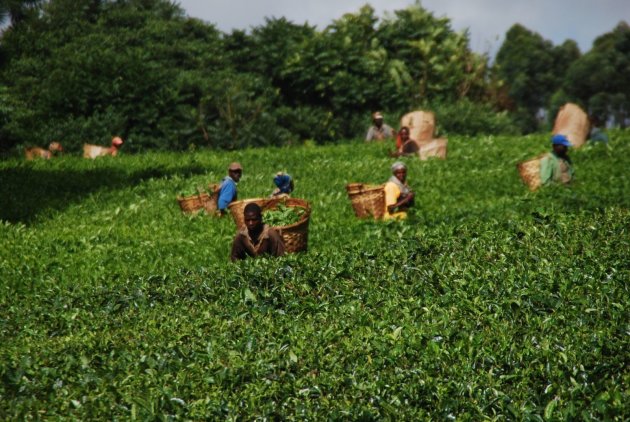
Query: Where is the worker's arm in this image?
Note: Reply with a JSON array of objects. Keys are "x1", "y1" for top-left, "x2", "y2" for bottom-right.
[{"x1": 388, "y1": 191, "x2": 414, "y2": 213}]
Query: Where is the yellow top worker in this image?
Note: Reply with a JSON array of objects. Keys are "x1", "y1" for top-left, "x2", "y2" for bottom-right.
[{"x1": 384, "y1": 161, "x2": 415, "y2": 220}]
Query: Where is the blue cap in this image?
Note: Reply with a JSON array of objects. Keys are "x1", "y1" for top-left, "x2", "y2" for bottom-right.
[{"x1": 551, "y1": 134, "x2": 572, "y2": 147}]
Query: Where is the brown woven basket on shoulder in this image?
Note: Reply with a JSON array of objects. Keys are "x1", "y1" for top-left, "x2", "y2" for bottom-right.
[
  {"x1": 517, "y1": 153, "x2": 546, "y2": 191},
  {"x1": 228, "y1": 197, "x2": 311, "y2": 253},
  {"x1": 346, "y1": 183, "x2": 386, "y2": 220},
  {"x1": 203, "y1": 183, "x2": 220, "y2": 214},
  {"x1": 177, "y1": 192, "x2": 210, "y2": 214},
  {"x1": 177, "y1": 183, "x2": 220, "y2": 215}
]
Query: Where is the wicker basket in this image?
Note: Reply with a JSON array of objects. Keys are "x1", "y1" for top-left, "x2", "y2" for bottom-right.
[
  {"x1": 552, "y1": 103, "x2": 590, "y2": 148},
  {"x1": 177, "y1": 192, "x2": 210, "y2": 214},
  {"x1": 203, "y1": 184, "x2": 220, "y2": 213},
  {"x1": 346, "y1": 183, "x2": 386, "y2": 219},
  {"x1": 228, "y1": 197, "x2": 311, "y2": 253},
  {"x1": 517, "y1": 153, "x2": 546, "y2": 191},
  {"x1": 177, "y1": 184, "x2": 220, "y2": 215},
  {"x1": 419, "y1": 138, "x2": 447, "y2": 160}
]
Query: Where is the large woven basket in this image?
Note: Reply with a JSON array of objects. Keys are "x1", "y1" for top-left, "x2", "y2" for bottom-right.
[
  {"x1": 517, "y1": 154, "x2": 546, "y2": 191},
  {"x1": 419, "y1": 138, "x2": 447, "y2": 160},
  {"x1": 400, "y1": 110, "x2": 435, "y2": 142},
  {"x1": 228, "y1": 197, "x2": 311, "y2": 253},
  {"x1": 400, "y1": 139, "x2": 447, "y2": 160},
  {"x1": 346, "y1": 183, "x2": 386, "y2": 220},
  {"x1": 177, "y1": 184, "x2": 220, "y2": 214},
  {"x1": 552, "y1": 103, "x2": 590, "y2": 148}
]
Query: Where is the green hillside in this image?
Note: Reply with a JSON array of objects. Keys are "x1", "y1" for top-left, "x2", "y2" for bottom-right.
[{"x1": 1, "y1": 133, "x2": 628, "y2": 419}]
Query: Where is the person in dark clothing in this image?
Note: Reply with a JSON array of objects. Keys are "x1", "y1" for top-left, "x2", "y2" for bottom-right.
[{"x1": 230, "y1": 203, "x2": 285, "y2": 261}]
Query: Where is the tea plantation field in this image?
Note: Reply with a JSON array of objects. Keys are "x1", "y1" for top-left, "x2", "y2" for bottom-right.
[{"x1": 1, "y1": 133, "x2": 628, "y2": 419}]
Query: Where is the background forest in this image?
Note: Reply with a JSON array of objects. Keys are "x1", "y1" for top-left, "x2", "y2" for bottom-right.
[{"x1": 0, "y1": 0, "x2": 629, "y2": 153}]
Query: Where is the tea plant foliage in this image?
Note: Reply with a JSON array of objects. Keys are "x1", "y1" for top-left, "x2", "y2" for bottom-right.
[{"x1": 0, "y1": 132, "x2": 628, "y2": 419}]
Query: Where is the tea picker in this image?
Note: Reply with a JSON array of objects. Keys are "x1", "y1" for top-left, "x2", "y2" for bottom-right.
[
  {"x1": 217, "y1": 162, "x2": 243, "y2": 215},
  {"x1": 230, "y1": 203, "x2": 285, "y2": 261},
  {"x1": 540, "y1": 134, "x2": 574, "y2": 186},
  {"x1": 384, "y1": 161, "x2": 415, "y2": 220},
  {"x1": 271, "y1": 172, "x2": 294, "y2": 197}
]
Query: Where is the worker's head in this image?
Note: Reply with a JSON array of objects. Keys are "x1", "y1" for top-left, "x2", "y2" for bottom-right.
[
  {"x1": 551, "y1": 134, "x2": 571, "y2": 157},
  {"x1": 391, "y1": 161, "x2": 407, "y2": 183},
  {"x1": 228, "y1": 162, "x2": 243, "y2": 182},
  {"x1": 372, "y1": 111, "x2": 384, "y2": 127},
  {"x1": 243, "y1": 203, "x2": 263, "y2": 233},
  {"x1": 399, "y1": 126, "x2": 410, "y2": 143},
  {"x1": 112, "y1": 136, "x2": 124, "y2": 147}
]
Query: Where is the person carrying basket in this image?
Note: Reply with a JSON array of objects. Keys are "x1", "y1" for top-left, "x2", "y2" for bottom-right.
[
  {"x1": 540, "y1": 134, "x2": 574, "y2": 186},
  {"x1": 230, "y1": 203, "x2": 285, "y2": 261},
  {"x1": 217, "y1": 162, "x2": 243, "y2": 215},
  {"x1": 384, "y1": 161, "x2": 415, "y2": 220}
]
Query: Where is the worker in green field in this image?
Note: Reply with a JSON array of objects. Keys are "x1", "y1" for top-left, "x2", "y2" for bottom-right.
[
  {"x1": 366, "y1": 111, "x2": 395, "y2": 141},
  {"x1": 230, "y1": 203, "x2": 285, "y2": 261},
  {"x1": 384, "y1": 161, "x2": 415, "y2": 220},
  {"x1": 271, "y1": 171, "x2": 294, "y2": 197},
  {"x1": 217, "y1": 162, "x2": 242, "y2": 215},
  {"x1": 540, "y1": 134, "x2": 574, "y2": 186}
]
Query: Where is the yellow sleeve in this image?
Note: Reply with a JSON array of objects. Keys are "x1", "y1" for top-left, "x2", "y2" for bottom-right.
[
  {"x1": 384, "y1": 182, "x2": 407, "y2": 220},
  {"x1": 384, "y1": 182, "x2": 401, "y2": 207}
]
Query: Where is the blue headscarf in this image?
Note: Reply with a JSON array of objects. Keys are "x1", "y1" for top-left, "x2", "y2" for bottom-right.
[{"x1": 273, "y1": 173, "x2": 293, "y2": 194}]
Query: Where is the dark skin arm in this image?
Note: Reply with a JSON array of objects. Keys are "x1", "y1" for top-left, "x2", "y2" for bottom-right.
[{"x1": 388, "y1": 191, "x2": 414, "y2": 214}]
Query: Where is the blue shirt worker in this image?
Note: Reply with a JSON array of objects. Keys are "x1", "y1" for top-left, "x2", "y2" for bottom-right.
[
  {"x1": 540, "y1": 134, "x2": 574, "y2": 186},
  {"x1": 271, "y1": 172, "x2": 294, "y2": 197},
  {"x1": 217, "y1": 162, "x2": 243, "y2": 214}
]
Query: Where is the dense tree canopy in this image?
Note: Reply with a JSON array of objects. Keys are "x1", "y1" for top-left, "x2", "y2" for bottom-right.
[
  {"x1": 562, "y1": 22, "x2": 630, "y2": 128},
  {"x1": 494, "y1": 24, "x2": 575, "y2": 132},
  {"x1": 0, "y1": 0, "x2": 627, "y2": 153}
]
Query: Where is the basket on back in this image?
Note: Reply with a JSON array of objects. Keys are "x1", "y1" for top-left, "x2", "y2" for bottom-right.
[
  {"x1": 346, "y1": 183, "x2": 386, "y2": 220},
  {"x1": 401, "y1": 138, "x2": 448, "y2": 160},
  {"x1": 400, "y1": 110, "x2": 435, "y2": 144},
  {"x1": 228, "y1": 197, "x2": 311, "y2": 253},
  {"x1": 517, "y1": 154, "x2": 547, "y2": 191},
  {"x1": 177, "y1": 183, "x2": 220, "y2": 214},
  {"x1": 552, "y1": 103, "x2": 590, "y2": 148}
]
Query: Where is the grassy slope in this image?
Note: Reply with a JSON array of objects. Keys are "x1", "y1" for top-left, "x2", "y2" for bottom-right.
[{"x1": 1, "y1": 133, "x2": 628, "y2": 419}]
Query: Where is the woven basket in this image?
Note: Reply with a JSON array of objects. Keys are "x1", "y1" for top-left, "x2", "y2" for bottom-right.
[
  {"x1": 177, "y1": 184, "x2": 220, "y2": 215},
  {"x1": 177, "y1": 192, "x2": 210, "y2": 214},
  {"x1": 401, "y1": 110, "x2": 435, "y2": 142},
  {"x1": 203, "y1": 184, "x2": 220, "y2": 213},
  {"x1": 552, "y1": 103, "x2": 590, "y2": 148},
  {"x1": 346, "y1": 183, "x2": 386, "y2": 220},
  {"x1": 228, "y1": 197, "x2": 311, "y2": 253},
  {"x1": 419, "y1": 138, "x2": 447, "y2": 160},
  {"x1": 517, "y1": 153, "x2": 546, "y2": 191}
]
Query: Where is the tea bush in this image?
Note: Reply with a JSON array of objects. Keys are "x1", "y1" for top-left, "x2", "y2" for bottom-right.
[{"x1": 0, "y1": 131, "x2": 628, "y2": 419}]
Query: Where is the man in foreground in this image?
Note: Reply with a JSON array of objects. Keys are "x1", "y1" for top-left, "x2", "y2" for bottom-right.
[
  {"x1": 230, "y1": 203, "x2": 285, "y2": 261},
  {"x1": 540, "y1": 134, "x2": 574, "y2": 185}
]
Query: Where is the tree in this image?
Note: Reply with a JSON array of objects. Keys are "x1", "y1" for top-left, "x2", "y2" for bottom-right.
[
  {"x1": 0, "y1": 0, "x2": 42, "y2": 27},
  {"x1": 378, "y1": 4, "x2": 486, "y2": 106},
  {"x1": 562, "y1": 21, "x2": 630, "y2": 127},
  {"x1": 494, "y1": 24, "x2": 562, "y2": 132}
]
